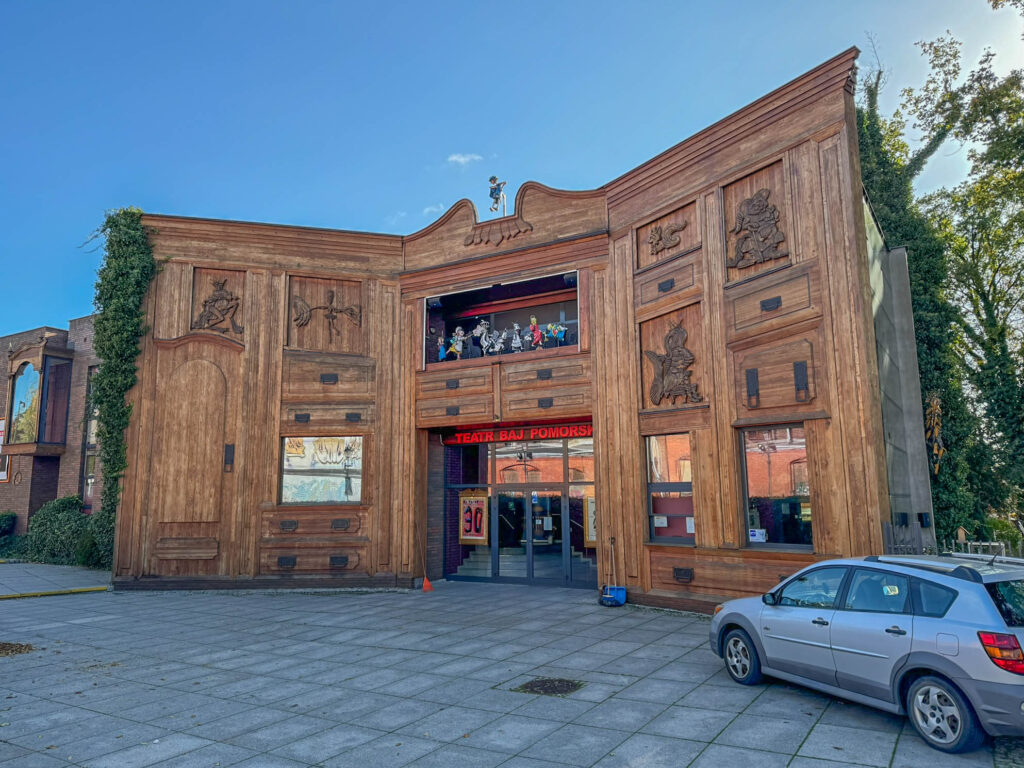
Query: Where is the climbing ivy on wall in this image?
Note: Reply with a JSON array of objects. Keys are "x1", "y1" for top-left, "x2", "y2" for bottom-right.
[{"x1": 90, "y1": 208, "x2": 156, "y2": 568}]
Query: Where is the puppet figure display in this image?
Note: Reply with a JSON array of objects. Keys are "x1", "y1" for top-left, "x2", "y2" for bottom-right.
[
  {"x1": 472, "y1": 319, "x2": 507, "y2": 355},
  {"x1": 488, "y1": 176, "x2": 507, "y2": 213},
  {"x1": 510, "y1": 322, "x2": 524, "y2": 352},
  {"x1": 529, "y1": 315, "x2": 543, "y2": 349},
  {"x1": 437, "y1": 334, "x2": 447, "y2": 362},
  {"x1": 544, "y1": 323, "x2": 567, "y2": 346},
  {"x1": 447, "y1": 326, "x2": 468, "y2": 359}
]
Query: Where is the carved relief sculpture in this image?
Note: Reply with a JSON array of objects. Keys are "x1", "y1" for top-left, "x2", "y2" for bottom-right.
[
  {"x1": 193, "y1": 279, "x2": 243, "y2": 334},
  {"x1": 645, "y1": 325, "x2": 702, "y2": 406},
  {"x1": 728, "y1": 188, "x2": 789, "y2": 269},
  {"x1": 292, "y1": 290, "x2": 361, "y2": 341},
  {"x1": 647, "y1": 221, "x2": 687, "y2": 256}
]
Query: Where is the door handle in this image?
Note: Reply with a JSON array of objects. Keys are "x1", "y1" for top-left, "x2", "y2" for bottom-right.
[
  {"x1": 812, "y1": 618, "x2": 829, "y2": 626},
  {"x1": 885, "y1": 626, "x2": 907, "y2": 636}
]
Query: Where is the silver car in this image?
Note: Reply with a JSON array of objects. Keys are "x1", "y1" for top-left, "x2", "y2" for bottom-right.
[{"x1": 709, "y1": 553, "x2": 1024, "y2": 753}]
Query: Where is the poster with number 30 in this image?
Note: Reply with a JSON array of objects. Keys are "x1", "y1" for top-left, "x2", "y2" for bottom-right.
[{"x1": 458, "y1": 490, "x2": 488, "y2": 546}]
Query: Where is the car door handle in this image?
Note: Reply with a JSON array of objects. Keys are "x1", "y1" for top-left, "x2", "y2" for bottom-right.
[
  {"x1": 812, "y1": 618, "x2": 829, "y2": 626},
  {"x1": 885, "y1": 626, "x2": 907, "y2": 636}
]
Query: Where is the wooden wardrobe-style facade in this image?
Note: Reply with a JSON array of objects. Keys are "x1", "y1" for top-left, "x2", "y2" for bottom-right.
[{"x1": 115, "y1": 48, "x2": 904, "y2": 604}]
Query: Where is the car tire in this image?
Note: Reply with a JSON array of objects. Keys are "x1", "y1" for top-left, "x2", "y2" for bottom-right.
[
  {"x1": 722, "y1": 628, "x2": 762, "y2": 685},
  {"x1": 906, "y1": 675, "x2": 985, "y2": 753}
]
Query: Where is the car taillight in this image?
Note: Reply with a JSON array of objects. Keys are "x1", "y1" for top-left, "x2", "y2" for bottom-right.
[{"x1": 978, "y1": 632, "x2": 1024, "y2": 674}]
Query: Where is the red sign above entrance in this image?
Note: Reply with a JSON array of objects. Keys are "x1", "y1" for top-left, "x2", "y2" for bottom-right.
[{"x1": 444, "y1": 423, "x2": 593, "y2": 446}]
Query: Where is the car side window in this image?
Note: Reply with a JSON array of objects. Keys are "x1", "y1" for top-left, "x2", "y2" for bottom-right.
[
  {"x1": 913, "y1": 578, "x2": 957, "y2": 618},
  {"x1": 843, "y1": 569, "x2": 910, "y2": 614},
  {"x1": 777, "y1": 567, "x2": 847, "y2": 609}
]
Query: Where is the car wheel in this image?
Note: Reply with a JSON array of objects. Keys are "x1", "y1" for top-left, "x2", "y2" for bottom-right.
[
  {"x1": 722, "y1": 628, "x2": 762, "y2": 685},
  {"x1": 906, "y1": 675, "x2": 985, "y2": 753}
]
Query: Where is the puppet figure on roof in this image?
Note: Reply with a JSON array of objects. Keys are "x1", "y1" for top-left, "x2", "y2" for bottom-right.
[{"x1": 489, "y1": 176, "x2": 507, "y2": 213}]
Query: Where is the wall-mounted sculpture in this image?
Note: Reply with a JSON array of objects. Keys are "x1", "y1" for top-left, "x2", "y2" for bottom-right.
[
  {"x1": 728, "y1": 188, "x2": 789, "y2": 269},
  {"x1": 645, "y1": 324, "x2": 702, "y2": 406},
  {"x1": 193, "y1": 279, "x2": 244, "y2": 334},
  {"x1": 647, "y1": 221, "x2": 687, "y2": 256},
  {"x1": 292, "y1": 290, "x2": 361, "y2": 341}
]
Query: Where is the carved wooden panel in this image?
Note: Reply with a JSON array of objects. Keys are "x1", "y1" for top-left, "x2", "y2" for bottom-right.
[
  {"x1": 635, "y1": 201, "x2": 699, "y2": 270},
  {"x1": 416, "y1": 394, "x2": 494, "y2": 427},
  {"x1": 259, "y1": 545, "x2": 365, "y2": 574},
  {"x1": 287, "y1": 276, "x2": 365, "y2": 354},
  {"x1": 192, "y1": 268, "x2": 245, "y2": 337},
  {"x1": 724, "y1": 161, "x2": 791, "y2": 284},
  {"x1": 639, "y1": 304, "x2": 705, "y2": 411},
  {"x1": 501, "y1": 384, "x2": 591, "y2": 420},
  {"x1": 260, "y1": 508, "x2": 370, "y2": 540}
]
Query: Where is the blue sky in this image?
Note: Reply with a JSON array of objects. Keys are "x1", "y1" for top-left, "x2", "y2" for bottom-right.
[{"x1": 1, "y1": 1, "x2": 1020, "y2": 336}]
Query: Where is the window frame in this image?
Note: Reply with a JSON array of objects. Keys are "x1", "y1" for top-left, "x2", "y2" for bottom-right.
[
  {"x1": 740, "y1": 422, "x2": 813, "y2": 551},
  {"x1": 279, "y1": 435, "x2": 365, "y2": 506},
  {"x1": 645, "y1": 433, "x2": 695, "y2": 545},
  {"x1": 776, "y1": 566, "x2": 850, "y2": 609},
  {"x1": 838, "y1": 567, "x2": 912, "y2": 615}
]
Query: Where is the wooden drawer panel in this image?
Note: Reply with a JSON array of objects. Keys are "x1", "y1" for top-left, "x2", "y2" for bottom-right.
[
  {"x1": 501, "y1": 384, "x2": 591, "y2": 420},
  {"x1": 726, "y1": 266, "x2": 820, "y2": 341},
  {"x1": 634, "y1": 251, "x2": 700, "y2": 313},
  {"x1": 154, "y1": 537, "x2": 219, "y2": 560},
  {"x1": 733, "y1": 333, "x2": 820, "y2": 413},
  {"x1": 282, "y1": 351, "x2": 375, "y2": 400},
  {"x1": 417, "y1": 394, "x2": 494, "y2": 427},
  {"x1": 416, "y1": 366, "x2": 492, "y2": 398},
  {"x1": 501, "y1": 355, "x2": 592, "y2": 392},
  {"x1": 260, "y1": 545, "x2": 364, "y2": 574},
  {"x1": 281, "y1": 402, "x2": 374, "y2": 434},
  {"x1": 261, "y1": 509, "x2": 368, "y2": 540}
]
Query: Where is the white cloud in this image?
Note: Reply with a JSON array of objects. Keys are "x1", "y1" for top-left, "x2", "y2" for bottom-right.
[
  {"x1": 447, "y1": 153, "x2": 483, "y2": 166},
  {"x1": 384, "y1": 211, "x2": 407, "y2": 227},
  {"x1": 423, "y1": 203, "x2": 446, "y2": 216}
]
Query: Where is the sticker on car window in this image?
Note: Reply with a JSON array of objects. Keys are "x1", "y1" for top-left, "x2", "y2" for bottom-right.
[{"x1": 882, "y1": 584, "x2": 900, "y2": 596}]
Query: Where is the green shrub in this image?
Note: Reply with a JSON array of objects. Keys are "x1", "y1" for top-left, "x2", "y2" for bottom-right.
[
  {"x1": 27, "y1": 496, "x2": 88, "y2": 565},
  {"x1": 0, "y1": 535, "x2": 28, "y2": 559},
  {"x1": 0, "y1": 511, "x2": 16, "y2": 537}
]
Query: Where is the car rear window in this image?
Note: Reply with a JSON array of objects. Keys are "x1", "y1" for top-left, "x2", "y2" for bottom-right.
[
  {"x1": 986, "y1": 580, "x2": 1024, "y2": 626},
  {"x1": 913, "y1": 579, "x2": 957, "y2": 618}
]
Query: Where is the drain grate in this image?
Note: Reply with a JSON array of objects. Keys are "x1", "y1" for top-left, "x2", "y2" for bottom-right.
[{"x1": 512, "y1": 677, "x2": 585, "y2": 696}]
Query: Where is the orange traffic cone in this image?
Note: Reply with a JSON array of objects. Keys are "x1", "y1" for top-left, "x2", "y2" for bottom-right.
[{"x1": 422, "y1": 576, "x2": 434, "y2": 592}]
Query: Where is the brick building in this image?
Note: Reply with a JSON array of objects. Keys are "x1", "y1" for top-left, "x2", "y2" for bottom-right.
[{"x1": 0, "y1": 315, "x2": 102, "y2": 534}]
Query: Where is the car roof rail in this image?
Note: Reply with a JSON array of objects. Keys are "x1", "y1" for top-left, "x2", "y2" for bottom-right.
[
  {"x1": 937, "y1": 551, "x2": 1024, "y2": 568},
  {"x1": 865, "y1": 555, "x2": 983, "y2": 582}
]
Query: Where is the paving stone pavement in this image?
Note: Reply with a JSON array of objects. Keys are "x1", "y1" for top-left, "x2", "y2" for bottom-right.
[
  {"x1": 0, "y1": 563, "x2": 110, "y2": 598},
  {"x1": 0, "y1": 580, "x2": 1011, "y2": 767}
]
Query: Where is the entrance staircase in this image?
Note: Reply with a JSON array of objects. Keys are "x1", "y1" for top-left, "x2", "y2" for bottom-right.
[{"x1": 454, "y1": 547, "x2": 597, "y2": 584}]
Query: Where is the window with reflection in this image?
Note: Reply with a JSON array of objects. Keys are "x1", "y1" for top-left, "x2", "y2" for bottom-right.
[
  {"x1": 281, "y1": 436, "x2": 363, "y2": 504},
  {"x1": 495, "y1": 440, "x2": 564, "y2": 484},
  {"x1": 9, "y1": 363, "x2": 41, "y2": 443},
  {"x1": 40, "y1": 357, "x2": 72, "y2": 443},
  {"x1": 742, "y1": 425, "x2": 813, "y2": 547},
  {"x1": 646, "y1": 433, "x2": 695, "y2": 544}
]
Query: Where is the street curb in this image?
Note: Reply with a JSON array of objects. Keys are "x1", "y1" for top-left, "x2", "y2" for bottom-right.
[{"x1": 0, "y1": 586, "x2": 111, "y2": 600}]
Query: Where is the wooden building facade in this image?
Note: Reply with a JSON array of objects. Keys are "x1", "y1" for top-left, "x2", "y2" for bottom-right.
[{"x1": 109, "y1": 49, "x2": 935, "y2": 607}]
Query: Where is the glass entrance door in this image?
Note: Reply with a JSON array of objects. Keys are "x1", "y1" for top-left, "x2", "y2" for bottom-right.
[{"x1": 495, "y1": 489, "x2": 564, "y2": 582}]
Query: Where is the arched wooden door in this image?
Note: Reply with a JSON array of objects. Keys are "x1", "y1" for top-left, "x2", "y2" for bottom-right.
[{"x1": 143, "y1": 337, "x2": 241, "y2": 577}]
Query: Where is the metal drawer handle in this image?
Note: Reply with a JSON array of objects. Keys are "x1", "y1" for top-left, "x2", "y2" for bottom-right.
[
  {"x1": 331, "y1": 518, "x2": 351, "y2": 531},
  {"x1": 538, "y1": 397, "x2": 553, "y2": 409},
  {"x1": 294, "y1": 413, "x2": 311, "y2": 423},
  {"x1": 277, "y1": 556, "x2": 297, "y2": 568},
  {"x1": 445, "y1": 405, "x2": 460, "y2": 416},
  {"x1": 536, "y1": 369, "x2": 552, "y2": 380},
  {"x1": 320, "y1": 373, "x2": 339, "y2": 385},
  {"x1": 657, "y1": 278, "x2": 675, "y2": 293},
  {"x1": 885, "y1": 626, "x2": 907, "y2": 636},
  {"x1": 329, "y1": 555, "x2": 349, "y2": 568},
  {"x1": 812, "y1": 618, "x2": 829, "y2": 626},
  {"x1": 345, "y1": 412, "x2": 362, "y2": 423},
  {"x1": 445, "y1": 379, "x2": 460, "y2": 390},
  {"x1": 279, "y1": 520, "x2": 298, "y2": 532},
  {"x1": 760, "y1": 296, "x2": 782, "y2": 312}
]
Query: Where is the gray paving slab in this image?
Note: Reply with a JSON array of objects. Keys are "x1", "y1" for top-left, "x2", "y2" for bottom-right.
[
  {"x1": 0, "y1": 580, "x2": 1002, "y2": 767},
  {"x1": 0, "y1": 562, "x2": 110, "y2": 596}
]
